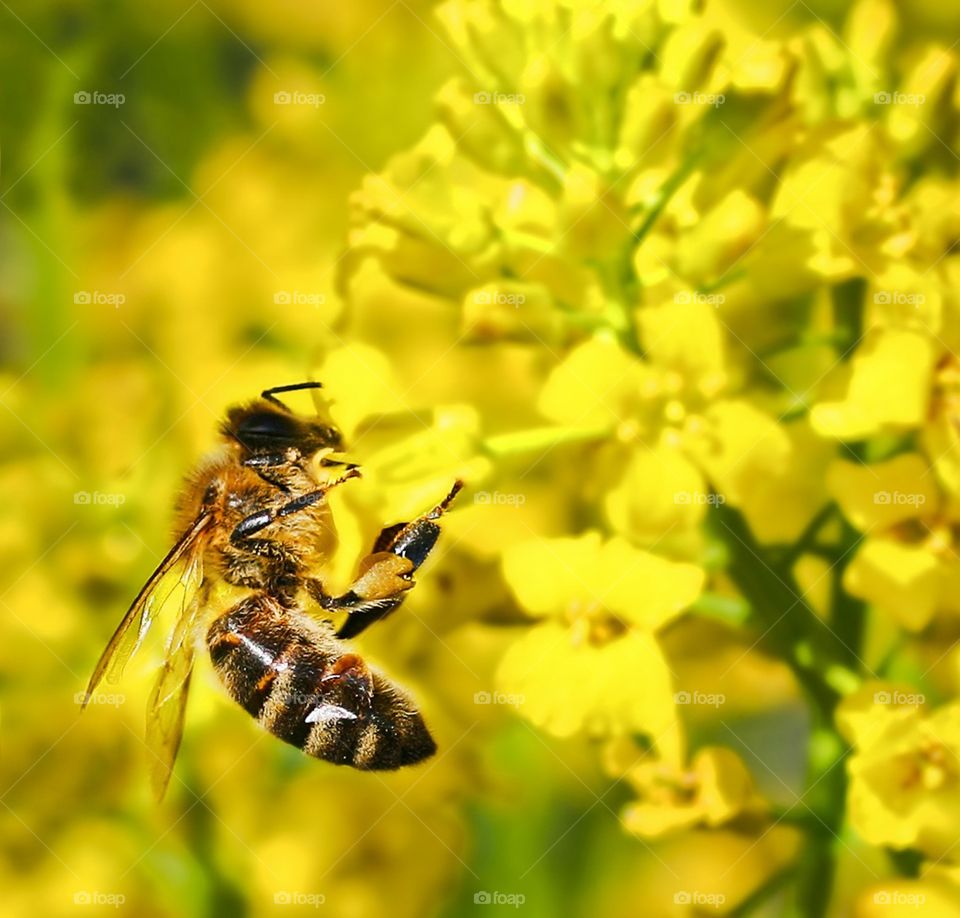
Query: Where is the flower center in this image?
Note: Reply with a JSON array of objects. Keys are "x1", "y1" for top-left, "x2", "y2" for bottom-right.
[
  {"x1": 901, "y1": 740, "x2": 957, "y2": 791},
  {"x1": 567, "y1": 599, "x2": 628, "y2": 646}
]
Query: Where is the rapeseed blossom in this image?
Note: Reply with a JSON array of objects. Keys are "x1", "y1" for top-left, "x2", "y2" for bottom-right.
[{"x1": 332, "y1": 0, "x2": 960, "y2": 910}]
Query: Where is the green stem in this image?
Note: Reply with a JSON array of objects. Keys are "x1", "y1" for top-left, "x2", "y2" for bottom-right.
[
  {"x1": 831, "y1": 518, "x2": 867, "y2": 672},
  {"x1": 711, "y1": 503, "x2": 866, "y2": 918},
  {"x1": 522, "y1": 132, "x2": 567, "y2": 189},
  {"x1": 728, "y1": 863, "x2": 797, "y2": 917},
  {"x1": 711, "y1": 503, "x2": 844, "y2": 720},
  {"x1": 630, "y1": 153, "x2": 702, "y2": 248},
  {"x1": 779, "y1": 502, "x2": 839, "y2": 570},
  {"x1": 689, "y1": 591, "x2": 751, "y2": 626},
  {"x1": 481, "y1": 425, "x2": 610, "y2": 458}
]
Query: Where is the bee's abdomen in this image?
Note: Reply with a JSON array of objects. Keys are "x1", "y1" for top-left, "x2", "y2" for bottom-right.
[{"x1": 206, "y1": 594, "x2": 435, "y2": 769}]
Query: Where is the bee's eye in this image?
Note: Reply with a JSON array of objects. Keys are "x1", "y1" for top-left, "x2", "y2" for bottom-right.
[{"x1": 235, "y1": 411, "x2": 299, "y2": 446}]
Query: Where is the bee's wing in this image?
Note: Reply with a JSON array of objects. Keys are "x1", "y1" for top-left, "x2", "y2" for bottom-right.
[
  {"x1": 83, "y1": 513, "x2": 213, "y2": 705},
  {"x1": 145, "y1": 557, "x2": 207, "y2": 801}
]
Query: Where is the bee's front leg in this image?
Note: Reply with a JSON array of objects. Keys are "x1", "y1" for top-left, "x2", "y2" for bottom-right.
[
  {"x1": 309, "y1": 481, "x2": 462, "y2": 639},
  {"x1": 244, "y1": 452, "x2": 358, "y2": 492},
  {"x1": 229, "y1": 468, "x2": 361, "y2": 549}
]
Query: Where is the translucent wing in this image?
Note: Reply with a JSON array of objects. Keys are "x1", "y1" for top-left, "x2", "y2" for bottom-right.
[
  {"x1": 145, "y1": 554, "x2": 207, "y2": 801},
  {"x1": 83, "y1": 513, "x2": 212, "y2": 706}
]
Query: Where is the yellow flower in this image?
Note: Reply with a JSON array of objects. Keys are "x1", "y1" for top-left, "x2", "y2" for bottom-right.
[
  {"x1": 827, "y1": 454, "x2": 957, "y2": 631},
  {"x1": 838, "y1": 683, "x2": 960, "y2": 858},
  {"x1": 496, "y1": 532, "x2": 703, "y2": 761},
  {"x1": 617, "y1": 746, "x2": 765, "y2": 839},
  {"x1": 538, "y1": 327, "x2": 814, "y2": 545}
]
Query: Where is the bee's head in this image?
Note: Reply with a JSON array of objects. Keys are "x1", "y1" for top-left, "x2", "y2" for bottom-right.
[{"x1": 223, "y1": 401, "x2": 343, "y2": 456}]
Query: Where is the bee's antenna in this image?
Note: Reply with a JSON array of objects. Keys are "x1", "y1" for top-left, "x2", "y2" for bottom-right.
[
  {"x1": 426, "y1": 479, "x2": 464, "y2": 520},
  {"x1": 261, "y1": 381, "x2": 323, "y2": 412}
]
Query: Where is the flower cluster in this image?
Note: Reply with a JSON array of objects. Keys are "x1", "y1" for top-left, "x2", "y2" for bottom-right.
[{"x1": 331, "y1": 0, "x2": 960, "y2": 910}]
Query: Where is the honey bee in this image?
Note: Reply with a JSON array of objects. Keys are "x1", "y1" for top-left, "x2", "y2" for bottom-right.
[{"x1": 84, "y1": 382, "x2": 462, "y2": 799}]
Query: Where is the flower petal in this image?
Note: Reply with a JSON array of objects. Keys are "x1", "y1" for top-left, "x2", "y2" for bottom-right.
[
  {"x1": 827, "y1": 454, "x2": 939, "y2": 531},
  {"x1": 811, "y1": 329, "x2": 936, "y2": 439},
  {"x1": 599, "y1": 538, "x2": 705, "y2": 629},
  {"x1": 843, "y1": 537, "x2": 942, "y2": 631},
  {"x1": 501, "y1": 533, "x2": 603, "y2": 617},
  {"x1": 496, "y1": 623, "x2": 680, "y2": 759}
]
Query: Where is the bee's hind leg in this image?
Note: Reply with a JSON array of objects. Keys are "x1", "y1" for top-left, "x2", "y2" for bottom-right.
[{"x1": 309, "y1": 480, "x2": 463, "y2": 639}]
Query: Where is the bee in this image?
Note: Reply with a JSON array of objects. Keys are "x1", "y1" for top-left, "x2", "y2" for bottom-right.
[{"x1": 84, "y1": 382, "x2": 462, "y2": 799}]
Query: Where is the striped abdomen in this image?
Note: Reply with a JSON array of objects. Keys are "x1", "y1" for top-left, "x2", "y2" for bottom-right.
[{"x1": 207, "y1": 593, "x2": 435, "y2": 769}]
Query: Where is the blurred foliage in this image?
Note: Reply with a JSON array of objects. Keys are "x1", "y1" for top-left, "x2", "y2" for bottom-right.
[{"x1": 6, "y1": 0, "x2": 960, "y2": 916}]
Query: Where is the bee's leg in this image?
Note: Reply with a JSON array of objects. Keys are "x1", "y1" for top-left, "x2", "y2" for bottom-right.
[
  {"x1": 229, "y1": 469, "x2": 361, "y2": 549},
  {"x1": 243, "y1": 451, "x2": 299, "y2": 470},
  {"x1": 244, "y1": 451, "x2": 358, "y2": 492},
  {"x1": 317, "y1": 480, "x2": 463, "y2": 639},
  {"x1": 242, "y1": 452, "x2": 299, "y2": 491},
  {"x1": 243, "y1": 453, "x2": 299, "y2": 492}
]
